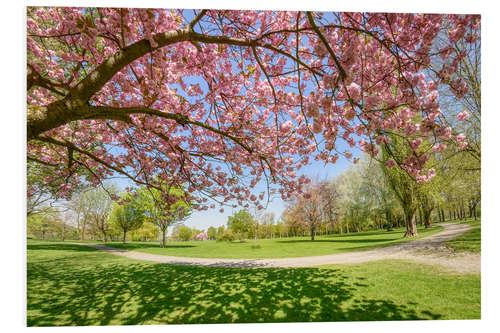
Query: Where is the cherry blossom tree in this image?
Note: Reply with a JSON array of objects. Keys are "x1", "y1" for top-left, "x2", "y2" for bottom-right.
[{"x1": 27, "y1": 8, "x2": 479, "y2": 211}]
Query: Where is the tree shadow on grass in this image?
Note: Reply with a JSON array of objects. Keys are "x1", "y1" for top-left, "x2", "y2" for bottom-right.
[
  {"x1": 27, "y1": 244, "x2": 443, "y2": 326},
  {"x1": 27, "y1": 243, "x2": 98, "y2": 252}
]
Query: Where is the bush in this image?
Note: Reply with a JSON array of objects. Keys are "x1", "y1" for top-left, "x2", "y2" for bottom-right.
[
  {"x1": 234, "y1": 231, "x2": 248, "y2": 242},
  {"x1": 251, "y1": 243, "x2": 261, "y2": 249},
  {"x1": 216, "y1": 229, "x2": 235, "y2": 242}
]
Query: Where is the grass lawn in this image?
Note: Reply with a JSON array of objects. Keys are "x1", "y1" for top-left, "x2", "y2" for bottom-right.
[
  {"x1": 444, "y1": 219, "x2": 481, "y2": 253},
  {"x1": 79, "y1": 225, "x2": 443, "y2": 259},
  {"x1": 27, "y1": 239, "x2": 480, "y2": 326}
]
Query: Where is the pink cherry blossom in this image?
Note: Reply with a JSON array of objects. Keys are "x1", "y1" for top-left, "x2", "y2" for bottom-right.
[{"x1": 457, "y1": 111, "x2": 470, "y2": 121}]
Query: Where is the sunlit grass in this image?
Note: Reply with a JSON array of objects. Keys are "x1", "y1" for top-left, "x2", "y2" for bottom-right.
[
  {"x1": 444, "y1": 219, "x2": 481, "y2": 253},
  {"x1": 27, "y1": 239, "x2": 480, "y2": 326}
]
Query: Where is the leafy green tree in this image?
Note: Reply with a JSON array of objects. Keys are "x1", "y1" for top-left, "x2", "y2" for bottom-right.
[
  {"x1": 381, "y1": 138, "x2": 421, "y2": 237},
  {"x1": 71, "y1": 186, "x2": 116, "y2": 242},
  {"x1": 133, "y1": 186, "x2": 192, "y2": 247},
  {"x1": 130, "y1": 221, "x2": 158, "y2": 241},
  {"x1": 109, "y1": 198, "x2": 145, "y2": 243},
  {"x1": 216, "y1": 226, "x2": 225, "y2": 239},
  {"x1": 207, "y1": 226, "x2": 217, "y2": 240},
  {"x1": 217, "y1": 228, "x2": 236, "y2": 242},
  {"x1": 178, "y1": 226, "x2": 192, "y2": 241},
  {"x1": 227, "y1": 209, "x2": 254, "y2": 240}
]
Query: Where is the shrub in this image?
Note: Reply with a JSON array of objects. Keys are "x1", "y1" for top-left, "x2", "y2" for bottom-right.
[{"x1": 216, "y1": 229, "x2": 235, "y2": 242}]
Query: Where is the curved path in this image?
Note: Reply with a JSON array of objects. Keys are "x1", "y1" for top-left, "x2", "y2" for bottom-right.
[{"x1": 73, "y1": 223, "x2": 480, "y2": 274}]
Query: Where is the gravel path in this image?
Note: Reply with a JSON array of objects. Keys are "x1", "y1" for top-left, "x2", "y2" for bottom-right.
[{"x1": 72, "y1": 223, "x2": 480, "y2": 274}]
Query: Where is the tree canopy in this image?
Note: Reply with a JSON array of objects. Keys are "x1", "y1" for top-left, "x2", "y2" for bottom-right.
[{"x1": 27, "y1": 8, "x2": 479, "y2": 211}]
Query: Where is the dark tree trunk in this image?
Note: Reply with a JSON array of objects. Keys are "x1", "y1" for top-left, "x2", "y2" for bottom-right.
[
  {"x1": 161, "y1": 229, "x2": 167, "y2": 248},
  {"x1": 310, "y1": 224, "x2": 315, "y2": 241},
  {"x1": 423, "y1": 209, "x2": 432, "y2": 228},
  {"x1": 404, "y1": 211, "x2": 418, "y2": 238},
  {"x1": 123, "y1": 230, "x2": 127, "y2": 243},
  {"x1": 386, "y1": 211, "x2": 393, "y2": 231}
]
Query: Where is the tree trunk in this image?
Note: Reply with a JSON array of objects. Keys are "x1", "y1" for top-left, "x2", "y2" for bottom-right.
[
  {"x1": 404, "y1": 211, "x2": 418, "y2": 238},
  {"x1": 386, "y1": 211, "x2": 393, "y2": 231},
  {"x1": 423, "y1": 209, "x2": 432, "y2": 228},
  {"x1": 123, "y1": 230, "x2": 127, "y2": 243},
  {"x1": 310, "y1": 224, "x2": 315, "y2": 241},
  {"x1": 161, "y1": 229, "x2": 167, "y2": 248}
]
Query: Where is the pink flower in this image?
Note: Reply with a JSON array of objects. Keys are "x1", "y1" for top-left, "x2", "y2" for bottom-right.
[
  {"x1": 455, "y1": 133, "x2": 466, "y2": 142},
  {"x1": 459, "y1": 142, "x2": 468, "y2": 150},
  {"x1": 457, "y1": 111, "x2": 470, "y2": 121},
  {"x1": 410, "y1": 138, "x2": 423, "y2": 150},
  {"x1": 385, "y1": 159, "x2": 396, "y2": 168},
  {"x1": 432, "y1": 143, "x2": 447, "y2": 152},
  {"x1": 346, "y1": 82, "x2": 361, "y2": 101}
]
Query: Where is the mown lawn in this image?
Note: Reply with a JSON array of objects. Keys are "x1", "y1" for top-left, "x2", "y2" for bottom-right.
[
  {"x1": 78, "y1": 225, "x2": 443, "y2": 259},
  {"x1": 27, "y1": 239, "x2": 480, "y2": 326},
  {"x1": 445, "y1": 219, "x2": 481, "y2": 253}
]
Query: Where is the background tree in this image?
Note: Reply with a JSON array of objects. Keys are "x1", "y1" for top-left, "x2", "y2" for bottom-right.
[
  {"x1": 207, "y1": 226, "x2": 217, "y2": 240},
  {"x1": 178, "y1": 226, "x2": 192, "y2": 241},
  {"x1": 133, "y1": 186, "x2": 192, "y2": 247},
  {"x1": 129, "y1": 221, "x2": 158, "y2": 241},
  {"x1": 109, "y1": 197, "x2": 145, "y2": 243},
  {"x1": 227, "y1": 209, "x2": 254, "y2": 241},
  {"x1": 381, "y1": 136, "x2": 422, "y2": 237},
  {"x1": 82, "y1": 186, "x2": 116, "y2": 242}
]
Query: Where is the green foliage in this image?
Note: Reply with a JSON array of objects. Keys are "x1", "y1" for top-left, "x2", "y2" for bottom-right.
[
  {"x1": 227, "y1": 209, "x2": 254, "y2": 236},
  {"x1": 178, "y1": 226, "x2": 192, "y2": 241},
  {"x1": 216, "y1": 228, "x2": 236, "y2": 242},
  {"x1": 216, "y1": 226, "x2": 225, "y2": 239},
  {"x1": 108, "y1": 198, "x2": 145, "y2": 242},
  {"x1": 133, "y1": 186, "x2": 191, "y2": 232},
  {"x1": 129, "y1": 221, "x2": 158, "y2": 241},
  {"x1": 207, "y1": 226, "x2": 217, "y2": 240},
  {"x1": 27, "y1": 207, "x2": 76, "y2": 240},
  {"x1": 27, "y1": 240, "x2": 480, "y2": 326}
]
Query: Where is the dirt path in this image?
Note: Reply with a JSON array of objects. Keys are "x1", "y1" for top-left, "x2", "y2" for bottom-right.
[{"x1": 72, "y1": 223, "x2": 480, "y2": 274}]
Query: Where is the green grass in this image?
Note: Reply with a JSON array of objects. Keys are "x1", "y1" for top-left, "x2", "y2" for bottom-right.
[
  {"x1": 27, "y1": 240, "x2": 480, "y2": 326},
  {"x1": 76, "y1": 225, "x2": 443, "y2": 259},
  {"x1": 444, "y1": 219, "x2": 481, "y2": 253}
]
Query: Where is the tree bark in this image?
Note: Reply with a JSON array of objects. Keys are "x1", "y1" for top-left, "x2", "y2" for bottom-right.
[
  {"x1": 123, "y1": 230, "x2": 127, "y2": 243},
  {"x1": 404, "y1": 211, "x2": 418, "y2": 237},
  {"x1": 386, "y1": 210, "x2": 393, "y2": 231},
  {"x1": 161, "y1": 229, "x2": 167, "y2": 248},
  {"x1": 310, "y1": 224, "x2": 315, "y2": 241}
]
